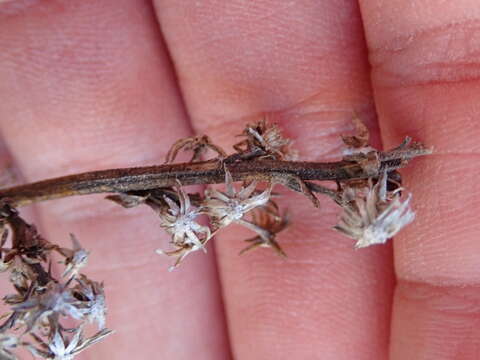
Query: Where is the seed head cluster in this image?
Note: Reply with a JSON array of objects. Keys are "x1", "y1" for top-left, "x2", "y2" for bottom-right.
[
  {"x1": 107, "y1": 119, "x2": 427, "y2": 270},
  {"x1": 0, "y1": 204, "x2": 112, "y2": 360},
  {"x1": 0, "y1": 118, "x2": 430, "y2": 359}
]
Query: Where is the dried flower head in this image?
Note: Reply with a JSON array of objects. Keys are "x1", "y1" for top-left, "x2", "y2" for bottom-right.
[
  {"x1": 204, "y1": 167, "x2": 273, "y2": 229},
  {"x1": 165, "y1": 135, "x2": 227, "y2": 163},
  {"x1": 13, "y1": 282, "x2": 83, "y2": 330},
  {"x1": 239, "y1": 204, "x2": 289, "y2": 258},
  {"x1": 26, "y1": 325, "x2": 113, "y2": 360},
  {"x1": 334, "y1": 171, "x2": 415, "y2": 248},
  {"x1": 234, "y1": 119, "x2": 298, "y2": 160},
  {"x1": 155, "y1": 182, "x2": 212, "y2": 270},
  {"x1": 0, "y1": 202, "x2": 112, "y2": 359},
  {"x1": 72, "y1": 275, "x2": 107, "y2": 330},
  {"x1": 0, "y1": 118, "x2": 431, "y2": 357}
]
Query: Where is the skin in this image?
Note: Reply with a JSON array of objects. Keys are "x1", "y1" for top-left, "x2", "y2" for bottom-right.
[{"x1": 0, "y1": 0, "x2": 477, "y2": 359}]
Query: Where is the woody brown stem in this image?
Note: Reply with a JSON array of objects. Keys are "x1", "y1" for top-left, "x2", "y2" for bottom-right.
[{"x1": 0, "y1": 147, "x2": 426, "y2": 208}]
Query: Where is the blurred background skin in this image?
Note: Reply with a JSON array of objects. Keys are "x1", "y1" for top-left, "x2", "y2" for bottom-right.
[{"x1": 0, "y1": 1, "x2": 479, "y2": 360}]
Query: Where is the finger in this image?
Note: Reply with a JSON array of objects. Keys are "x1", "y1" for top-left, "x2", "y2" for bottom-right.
[
  {"x1": 359, "y1": 1, "x2": 480, "y2": 359},
  {"x1": 0, "y1": 1, "x2": 229, "y2": 359},
  {"x1": 154, "y1": 1, "x2": 393, "y2": 359}
]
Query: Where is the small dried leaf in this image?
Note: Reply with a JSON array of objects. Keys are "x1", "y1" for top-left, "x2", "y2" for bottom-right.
[{"x1": 341, "y1": 116, "x2": 370, "y2": 149}]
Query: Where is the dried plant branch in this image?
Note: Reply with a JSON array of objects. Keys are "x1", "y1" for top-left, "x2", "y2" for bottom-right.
[
  {"x1": 0, "y1": 118, "x2": 431, "y2": 358},
  {"x1": 0, "y1": 120, "x2": 431, "y2": 261},
  {"x1": 0, "y1": 141, "x2": 429, "y2": 209}
]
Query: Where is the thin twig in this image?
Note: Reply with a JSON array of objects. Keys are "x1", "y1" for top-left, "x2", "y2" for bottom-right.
[{"x1": 0, "y1": 152, "x2": 422, "y2": 207}]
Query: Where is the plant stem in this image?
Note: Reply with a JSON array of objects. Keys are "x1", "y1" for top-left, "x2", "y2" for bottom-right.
[{"x1": 0, "y1": 150, "x2": 422, "y2": 207}]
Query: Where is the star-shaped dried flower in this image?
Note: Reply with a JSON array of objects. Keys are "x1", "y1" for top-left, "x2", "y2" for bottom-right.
[
  {"x1": 72, "y1": 275, "x2": 106, "y2": 330},
  {"x1": 334, "y1": 171, "x2": 415, "y2": 248},
  {"x1": 156, "y1": 182, "x2": 211, "y2": 270},
  {"x1": 13, "y1": 282, "x2": 82, "y2": 330},
  {"x1": 26, "y1": 325, "x2": 113, "y2": 360},
  {"x1": 203, "y1": 167, "x2": 273, "y2": 230}
]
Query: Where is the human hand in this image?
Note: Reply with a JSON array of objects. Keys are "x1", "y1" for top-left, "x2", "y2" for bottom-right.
[{"x1": 0, "y1": 1, "x2": 474, "y2": 359}]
